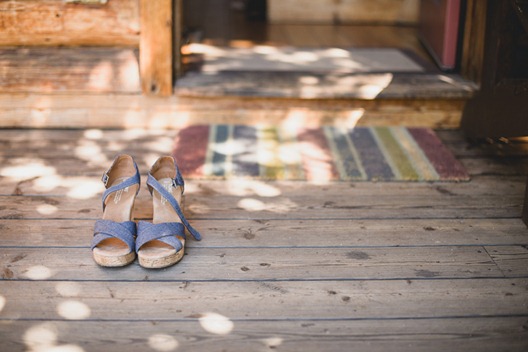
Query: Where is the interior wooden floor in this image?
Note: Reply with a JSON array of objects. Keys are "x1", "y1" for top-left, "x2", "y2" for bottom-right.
[
  {"x1": 0, "y1": 128, "x2": 527, "y2": 351},
  {"x1": 183, "y1": 0, "x2": 432, "y2": 62}
]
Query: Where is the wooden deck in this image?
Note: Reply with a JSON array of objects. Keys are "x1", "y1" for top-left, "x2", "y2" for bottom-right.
[{"x1": 0, "y1": 126, "x2": 527, "y2": 351}]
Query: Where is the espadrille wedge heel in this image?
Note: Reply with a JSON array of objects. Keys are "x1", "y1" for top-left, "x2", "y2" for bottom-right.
[
  {"x1": 91, "y1": 155, "x2": 140, "y2": 267},
  {"x1": 136, "y1": 156, "x2": 202, "y2": 269}
]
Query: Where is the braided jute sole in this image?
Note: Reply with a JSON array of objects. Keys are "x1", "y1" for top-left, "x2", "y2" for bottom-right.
[
  {"x1": 93, "y1": 250, "x2": 136, "y2": 267},
  {"x1": 137, "y1": 247, "x2": 184, "y2": 269}
]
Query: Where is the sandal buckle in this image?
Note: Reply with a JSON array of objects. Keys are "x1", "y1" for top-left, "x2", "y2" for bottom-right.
[
  {"x1": 101, "y1": 173, "x2": 110, "y2": 186},
  {"x1": 171, "y1": 178, "x2": 184, "y2": 194}
]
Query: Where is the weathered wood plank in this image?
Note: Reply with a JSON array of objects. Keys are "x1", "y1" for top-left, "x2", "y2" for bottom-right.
[
  {"x1": 0, "y1": 0, "x2": 139, "y2": 47},
  {"x1": 1, "y1": 219, "x2": 527, "y2": 248},
  {"x1": 0, "y1": 168, "x2": 524, "y2": 197},
  {"x1": 487, "y1": 246, "x2": 528, "y2": 277},
  {"x1": 0, "y1": 94, "x2": 467, "y2": 129},
  {"x1": 175, "y1": 72, "x2": 475, "y2": 100},
  {"x1": 0, "y1": 48, "x2": 140, "y2": 93},
  {"x1": 1, "y1": 279, "x2": 527, "y2": 320},
  {"x1": 3, "y1": 318, "x2": 528, "y2": 352},
  {"x1": 139, "y1": 0, "x2": 172, "y2": 96},
  {"x1": 0, "y1": 129, "x2": 525, "y2": 178},
  {"x1": 456, "y1": 157, "x2": 528, "y2": 176},
  {"x1": 0, "y1": 188, "x2": 523, "y2": 221},
  {"x1": 522, "y1": 179, "x2": 528, "y2": 226},
  {"x1": 460, "y1": 0, "x2": 487, "y2": 84},
  {"x1": 0, "y1": 246, "x2": 506, "y2": 281},
  {"x1": 268, "y1": 0, "x2": 419, "y2": 25},
  {"x1": 0, "y1": 144, "x2": 526, "y2": 179}
]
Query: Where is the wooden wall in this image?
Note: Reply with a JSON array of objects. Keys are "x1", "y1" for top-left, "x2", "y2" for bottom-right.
[
  {"x1": 268, "y1": 0, "x2": 420, "y2": 25},
  {"x1": 0, "y1": 0, "x2": 139, "y2": 47}
]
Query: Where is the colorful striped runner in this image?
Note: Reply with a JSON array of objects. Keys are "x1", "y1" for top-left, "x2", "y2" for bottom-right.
[{"x1": 173, "y1": 125, "x2": 469, "y2": 182}]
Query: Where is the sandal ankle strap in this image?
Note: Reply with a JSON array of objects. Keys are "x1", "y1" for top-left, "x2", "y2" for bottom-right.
[
  {"x1": 146, "y1": 171, "x2": 202, "y2": 241},
  {"x1": 101, "y1": 155, "x2": 141, "y2": 211}
]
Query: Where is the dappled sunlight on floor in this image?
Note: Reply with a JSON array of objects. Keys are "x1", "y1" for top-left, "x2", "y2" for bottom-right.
[
  {"x1": 0, "y1": 295, "x2": 6, "y2": 313},
  {"x1": 262, "y1": 336, "x2": 284, "y2": 349},
  {"x1": 56, "y1": 300, "x2": 91, "y2": 320},
  {"x1": 55, "y1": 282, "x2": 82, "y2": 298},
  {"x1": 0, "y1": 161, "x2": 56, "y2": 179},
  {"x1": 148, "y1": 334, "x2": 180, "y2": 351},
  {"x1": 23, "y1": 265, "x2": 54, "y2": 280},
  {"x1": 0, "y1": 128, "x2": 181, "y2": 198},
  {"x1": 198, "y1": 312, "x2": 234, "y2": 335},
  {"x1": 2, "y1": 126, "x2": 527, "y2": 351},
  {"x1": 24, "y1": 323, "x2": 85, "y2": 352},
  {"x1": 183, "y1": 44, "x2": 423, "y2": 75},
  {"x1": 36, "y1": 203, "x2": 59, "y2": 215}
]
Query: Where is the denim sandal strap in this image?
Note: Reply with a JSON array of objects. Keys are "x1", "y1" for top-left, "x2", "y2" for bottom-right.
[
  {"x1": 136, "y1": 221, "x2": 185, "y2": 252},
  {"x1": 91, "y1": 220, "x2": 136, "y2": 251},
  {"x1": 101, "y1": 163, "x2": 141, "y2": 211},
  {"x1": 146, "y1": 173, "x2": 202, "y2": 241}
]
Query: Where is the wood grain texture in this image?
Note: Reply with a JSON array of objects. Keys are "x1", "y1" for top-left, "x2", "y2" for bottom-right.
[
  {"x1": 0, "y1": 128, "x2": 527, "y2": 351},
  {"x1": 524, "y1": 177, "x2": 528, "y2": 226},
  {"x1": 0, "y1": 0, "x2": 139, "y2": 47},
  {"x1": 0, "y1": 93, "x2": 468, "y2": 129},
  {"x1": 2, "y1": 279, "x2": 528, "y2": 320},
  {"x1": 175, "y1": 72, "x2": 476, "y2": 100},
  {"x1": 268, "y1": 0, "x2": 420, "y2": 25},
  {"x1": 2, "y1": 318, "x2": 528, "y2": 352},
  {"x1": 139, "y1": 0, "x2": 173, "y2": 96},
  {"x1": 460, "y1": 0, "x2": 487, "y2": 84},
  {"x1": 1, "y1": 218, "x2": 527, "y2": 248},
  {"x1": 2, "y1": 317, "x2": 528, "y2": 352},
  {"x1": 0, "y1": 246, "x2": 509, "y2": 281},
  {"x1": 0, "y1": 180, "x2": 524, "y2": 221},
  {"x1": 0, "y1": 48, "x2": 140, "y2": 93}
]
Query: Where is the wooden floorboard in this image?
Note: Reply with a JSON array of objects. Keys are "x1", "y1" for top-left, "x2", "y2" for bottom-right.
[
  {"x1": 1, "y1": 128, "x2": 527, "y2": 351},
  {"x1": 2, "y1": 279, "x2": 528, "y2": 320},
  {"x1": 2, "y1": 318, "x2": 527, "y2": 352},
  {"x1": 2, "y1": 218, "x2": 528, "y2": 248},
  {"x1": 0, "y1": 187, "x2": 523, "y2": 221},
  {"x1": 0, "y1": 246, "x2": 515, "y2": 281}
]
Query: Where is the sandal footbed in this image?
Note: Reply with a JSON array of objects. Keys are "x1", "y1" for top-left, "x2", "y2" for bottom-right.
[{"x1": 93, "y1": 169, "x2": 138, "y2": 267}]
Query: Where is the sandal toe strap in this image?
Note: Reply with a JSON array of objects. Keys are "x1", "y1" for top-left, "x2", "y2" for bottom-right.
[
  {"x1": 136, "y1": 221, "x2": 186, "y2": 253},
  {"x1": 91, "y1": 220, "x2": 136, "y2": 252}
]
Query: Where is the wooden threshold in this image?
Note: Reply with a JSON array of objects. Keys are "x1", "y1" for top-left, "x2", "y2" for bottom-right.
[
  {"x1": 0, "y1": 45, "x2": 474, "y2": 129},
  {"x1": 0, "y1": 93, "x2": 467, "y2": 129}
]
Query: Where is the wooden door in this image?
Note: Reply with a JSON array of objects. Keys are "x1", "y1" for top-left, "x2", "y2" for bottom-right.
[
  {"x1": 461, "y1": 0, "x2": 528, "y2": 138},
  {"x1": 418, "y1": 0, "x2": 462, "y2": 70}
]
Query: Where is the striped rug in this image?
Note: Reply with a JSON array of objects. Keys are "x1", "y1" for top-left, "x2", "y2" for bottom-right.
[{"x1": 173, "y1": 125, "x2": 469, "y2": 182}]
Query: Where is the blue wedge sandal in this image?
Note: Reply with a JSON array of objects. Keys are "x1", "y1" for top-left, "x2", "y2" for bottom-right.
[
  {"x1": 91, "y1": 155, "x2": 140, "y2": 267},
  {"x1": 136, "y1": 156, "x2": 202, "y2": 269}
]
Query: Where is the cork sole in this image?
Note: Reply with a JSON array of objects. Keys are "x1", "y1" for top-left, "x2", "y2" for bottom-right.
[{"x1": 138, "y1": 177, "x2": 185, "y2": 269}]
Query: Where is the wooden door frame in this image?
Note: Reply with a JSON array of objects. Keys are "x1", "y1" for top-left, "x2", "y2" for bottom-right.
[
  {"x1": 460, "y1": 0, "x2": 528, "y2": 138},
  {"x1": 460, "y1": 0, "x2": 528, "y2": 227},
  {"x1": 524, "y1": 177, "x2": 528, "y2": 226},
  {"x1": 139, "y1": 0, "x2": 174, "y2": 96}
]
